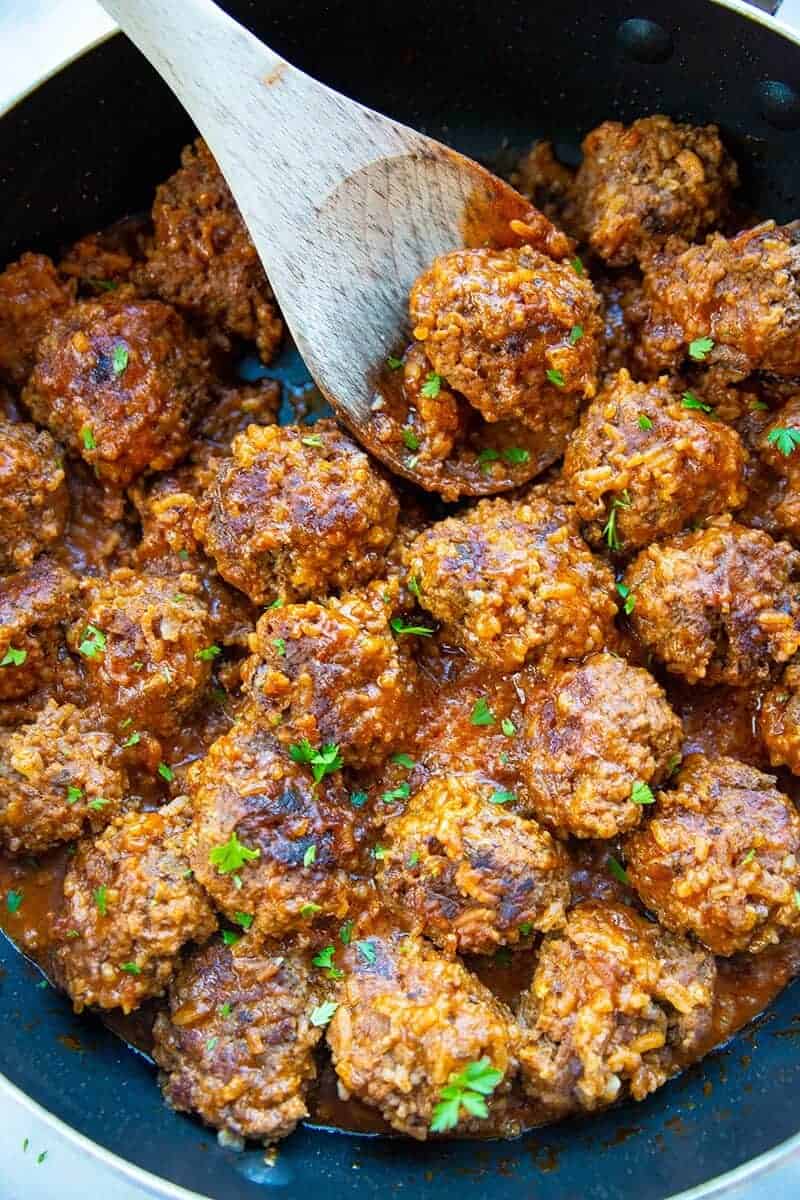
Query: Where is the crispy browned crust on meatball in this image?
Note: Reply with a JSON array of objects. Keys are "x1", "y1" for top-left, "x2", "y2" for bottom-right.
[
  {"x1": 0, "y1": 701, "x2": 128, "y2": 855},
  {"x1": 409, "y1": 245, "x2": 602, "y2": 427},
  {"x1": 53, "y1": 796, "x2": 217, "y2": 1013},
  {"x1": 636, "y1": 223, "x2": 800, "y2": 378},
  {"x1": 195, "y1": 421, "x2": 399, "y2": 605},
  {"x1": 626, "y1": 754, "x2": 800, "y2": 955},
  {"x1": 518, "y1": 902, "x2": 716, "y2": 1115},
  {"x1": 327, "y1": 932, "x2": 519, "y2": 1140},
  {"x1": 513, "y1": 141, "x2": 576, "y2": 228},
  {"x1": 59, "y1": 217, "x2": 148, "y2": 292},
  {"x1": 760, "y1": 658, "x2": 800, "y2": 774},
  {"x1": 623, "y1": 520, "x2": 800, "y2": 686},
  {"x1": 562, "y1": 370, "x2": 746, "y2": 550},
  {"x1": 521, "y1": 653, "x2": 683, "y2": 840},
  {"x1": 152, "y1": 938, "x2": 324, "y2": 1142},
  {"x1": 67, "y1": 568, "x2": 213, "y2": 735},
  {"x1": 0, "y1": 253, "x2": 76, "y2": 387},
  {"x1": 399, "y1": 343, "x2": 467, "y2": 464},
  {"x1": 0, "y1": 558, "x2": 78, "y2": 702},
  {"x1": 242, "y1": 579, "x2": 417, "y2": 770},
  {"x1": 377, "y1": 775, "x2": 570, "y2": 954},
  {"x1": 0, "y1": 420, "x2": 68, "y2": 572},
  {"x1": 196, "y1": 379, "x2": 280, "y2": 451},
  {"x1": 569, "y1": 117, "x2": 738, "y2": 267},
  {"x1": 133, "y1": 138, "x2": 283, "y2": 361},
  {"x1": 23, "y1": 295, "x2": 211, "y2": 487},
  {"x1": 404, "y1": 494, "x2": 616, "y2": 673},
  {"x1": 189, "y1": 713, "x2": 359, "y2": 936}
]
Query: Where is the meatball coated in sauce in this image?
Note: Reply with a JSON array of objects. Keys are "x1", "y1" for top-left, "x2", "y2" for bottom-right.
[
  {"x1": 195, "y1": 421, "x2": 398, "y2": 605},
  {"x1": 637, "y1": 223, "x2": 800, "y2": 379},
  {"x1": 134, "y1": 138, "x2": 283, "y2": 362},
  {"x1": 67, "y1": 570, "x2": 213, "y2": 736},
  {"x1": 23, "y1": 295, "x2": 211, "y2": 488},
  {"x1": 624, "y1": 521, "x2": 800, "y2": 686},
  {"x1": 0, "y1": 701, "x2": 127, "y2": 855},
  {"x1": 152, "y1": 938, "x2": 324, "y2": 1143},
  {"x1": 626, "y1": 755, "x2": 800, "y2": 956},
  {"x1": 761, "y1": 658, "x2": 800, "y2": 774},
  {"x1": 569, "y1": 117, "x2": 738, "y2": 267},
  {"x1": 399, "y1": 343, "x2": 466, "y2": 464},
  {"x1": 405, "y1": 494, "x2": 616, "y2": 673},
  {"x1": 243, "y1": 579, "x2": 417, "y2": 770},
  {"x1": 0, "y1": 558, "x2": 78, "y2": 703},
  {"x1": 0, "y1": 253, "x2": 76, "y2": 387},
  {"x1": 409, "y1": 245, "x2": 602, "y2": 428},
  {"x1": 53, "y1": 796, "x2": 217, "y2": 1013},
  {"x1": 189, "y1": 715, "x2": 359, "y2": 936},
  {"x1": 0, "y1": 420, "x2": 68, "y2": 572},
  {"x1": 377, "y1": 775, "x2": 571, "y2": 955},
  {"x1": 562, "y1": 371, "x2": 746, "y2": 550},
  {"x1": 327, "y1": 932, "x2": 519, "y2": 1140},
  {"x1": 518, "y1": 902, "x2": 716, "y2": 1115},
  {"x1": 521, "y1": 653, "x2": 683, "y2": 840}
]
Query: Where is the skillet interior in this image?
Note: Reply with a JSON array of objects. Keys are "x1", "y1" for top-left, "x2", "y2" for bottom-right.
[{"x1": 2, "y1": 2, "x2": 800, "y2": 1196}]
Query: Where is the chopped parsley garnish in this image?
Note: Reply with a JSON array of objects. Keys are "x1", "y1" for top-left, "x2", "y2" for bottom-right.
[
  {"x1": 349, "y1": 790, "x2": 367, "y2": 808},
  {"x1": 421, "y1": 372, "x2": 443, "y2": 399},
  {"x1": 6, "y1": 890, "x2": 23, "y2": 914},
  {"x1": 78, "y1": 624, "x2": 106, "y2": 658},
  {"x1": 402, "y1": 427, "x2": 420, "y2": 451},
  {"x1": 795, "y1": 890, "x2": 800, "y2": 910},
  {"x1": 489, "y1": 789, "x2": 515, "y2": 805},
  {"x1": 340, "y1": 919, "x2": 354, "y2": 945},
  {"x1": 767, "y1": 426, "x2": 800, "y2": 457},
  {"x1": 502, "y1": 446, "x2": 530, "y2": 465},
  {"x1": 268, "y1": 598, "x2": 284, "y2": 609},
  {"x1": 390, "y1": 617, "x2": 434, "y2": 637},
  {"x1": 209, "y1": 832, "x2": 261, "y2": 875},
  {"x1": 178, "y1": 548, "x2": 190, "y2": 561},
  {"x1": 408, "y1": 575, "x2": 422, "y2": 600},
  {"x1": 93, "y1": 885, "x2": 108, "y2": 916},
  {"x1": 81, "y1": 425, "x2": 96, "y2": 451},
  {"x1": 602, "y1": 490, "x2": 631, "y2": 552},
  {"x1": 233, "y1": 911, "x2": 253, "y2": 930},
  {"x1": 157, "y1": 762, "x2": 175, "y2": 783},
  {"x1": 477, "y1": 448, "x2": 500, "y2": 473},
  {"x1": 501, "y1": 718, "x2": 516, "y2": 737},
  {"x1": 546, "y1": 368, "x2": 565, "y2": 389},
  {"x1": 356, "y1": 939, "x2": 377, "y2": 964},
  {"x1": 408, "y1": 851, "x2": 420, "y2": 867},
  {"x1": 273, "y1": 637, "x2": 286, "y2": 657},
  {"x1": 571, "y1": 255, "x2": 584, "y2": 276},
  {"x1": 638, "y1": 414, "x2": 653, "y2": 431},
  {"x1": 387, "y1": 355, "x2": 404, "y2": 370},
  {"x1": 607, "y1": 855, "x2": 630, "y2": 885},
  {"x1": 616, "y1": 581, "x2": 636, "y2": 615},
  {"x1": 742, "y1": 848, "x2": 757, "y2": 866},
  {"x1": 206, "y1": 1036, "x2": 219, "y2": 1053},
  {"x1": 682, "y1": 391, "x2": 713, "y2": 414},
  {"x1": 222, "y1": 929, "x2": 241, "y2": 946},
  {"x1": 303, "y1": 844, "x2": 317, "y2": 868},
  {"x1": 37, "y1": 1152, "x2": 48, "y2": 1166},
  {"x1": 88, "y1": 797, "x2": 109, "y2": 811},
  {"x1": 112, "y1": 343, "x2": 129, "y2": 375},
  {"x1": 392, "y1": 753, "x2": 415, "y2": 769},
  {"x1": 519, "y1": 922, "x2": 533, "y2": 936},
  {"x1": 300, "y1": 902, "x2": 322, "y2": 918},
  {"x1": 430, "y1": 1058, "x2": 504, "y2": 1133},
  {"x1": 312, "y1": 945, "x2": 343, "y2": 979},
  {"x1": 569, "y1": 324, "x2": 584, "y2": 345},
  {"x1": 310, "y1": 1000, "x2": 339, "y2": 1027},
  {"x1": 470, "y1": 698, "x2": 495, "y2": 726},
  {"x1": 688, "y1": 335, "x2": 714, "y2": 361},
  {"x1": 1, "y1": 646, "x2": 27, "y2": 667},
  {"x1": 302, "y1": 434, "x2": 323, "y2": 448},
  {"x1": 196, "y1": 644, "x2": 222, "y2": 661},
  {"x1": 382, "y1": 781, "x2": 411, "y2": 804},
  {"x1": 219, "y1": 1003, "x2": 233, "y2": 1018},
  {"x1": 120, "y1": 962, "x2": 141, "y2": 975},
  {"x1": 372, "y1": 844, "x2": 386, "y2": 860},
  {"x1": 630, "y1": 780, "x2": 655, "y2": 806},
  {"x1": 122, "y1": 732, "x2": 141, "y2": 748},
  {"x1": 288, "y1": 739, "x2": 343, "y2": 784},
  {"x1": 667, "y1": 753, "x2": 682, "y2": 778},
  {"x1": 66, "y1": 786, "x2": 83, "y2": 805}
]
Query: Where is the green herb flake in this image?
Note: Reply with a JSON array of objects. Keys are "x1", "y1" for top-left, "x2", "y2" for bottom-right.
[
  {"x1": 356, "y1": 939, "x2": 377, "y2": 965},
  {"x1": 630, "y1": 780, "x2": 655, "y2": 806},
  {"x1": 616, "y1": 581, "x2": 636, "y2": 615},
  {"x1": 303, "y1": 844, "x2": 317, "y2": 868},
  {"x1": 408, "y1": 850, "x2": 420, "y2": 867},
  {"x1": 569, "y1": 324, "x2": 584, "y2": 346},
  {"x1": 93, "y1": 885, "x2": 108, "y2": 916},
  {"x1": 489, "y1": 790, "x2": 515, "y2": 805},
  {"x1": 688, "y1": 335, "x2": 714, "y2": 361},
  {"x1": 340, "y1": 919, "x2": 354, "y2": 945},
  {"x1": 120, "y1": 962, "x2": 142, "y2": 975},
  {"x1": 78, "y1": 624, "x2": 106, "y2": 658},
  {"x1": 37, "y1": 1152, "x2": 48, "y2": 1166},
  {"x1": 682, "y1": 390, "x2": 713, "y2": 415},
  {"x1": 392, "y1": 752, "x2": 415, "y2": 770},
  {"x1": 196, "y1": 644, "x2": 222, "y2": 661},
  {"x1": 638, "y1": 414, "x2": 653, "y2": 431},
  {"x1": 390, "y1": 617, "x2": 434, "y2": 637},
  {"x1": 501, "y1": 718, "x2": 516, "y2": 738},
  {"x1": 667, "y1": 753, "x2": 682, "y2": 778},
  {"x1": 302, "y1": 434, "x2": 323, "y2": 448},
  {"x1": 158, "y1": 762, "x2": 175, "y2": 783},
  {"x1": 402, "y1": 427, "x2": 420, "y2": 451},
  {"x1": 349, "y1": 790, "x2": 367, "y2": 808},
  {"x1": 218, "y1": 1003, "x2": 233, "y2": 1019},
  {"x1": 300, "y1": 902, "x2": 322, "y2": 918},
  {"x1": 502, "y1": 446, "x2": 530, "y2": 465},
  {"x1": 470, "y1": 698, "x2": 495, "y2": 727},
  {"x1": 387, "y1": 355, "x2": 404, "y2": 370},
  {"x1": 81, "y1": 425, "x2": 96, "y2": 451},
  {"x1": 430, "y1": 1058, "x2": 504, "y2": 1133},
  {"x1": 221, "y1": 930, "x2": 241, "y2": 946},
  {"x1": 1, "y1": 646, "x2": 27, "y2": 667},
  {"x1": 6, "y1": 890, "x2": 23, "y2": 914},
  {"x1": 602, "y1": 489, "x2": 632, "y2": 552},
  {"x1": 767, "y1": 426, "x2": 800, "y2": 457},
  {"x1": 571, "y1": 255, "x2": 584, "y2": 276},
  {"x1": 122, "y1": 731, "x2": 141, "y2": 748},
  {"x1": 546, "y1": 368, "x2": 565, "y2": 389},
  {"x1": 206, "y1": 1036, "x2": 219, "y2": 1053},
  {"x1": 607, "y1": 855, "x2": 630, "y2": 885},
  {"x1": 233, "y1": 911, "x2": 253, "y2": 930},
  {"x1": 209, "y1": 832, "x2": 261, "y2": 875},
  {"x1": 112, "y1": 343, "x2": 129, "y2": 375},
  {"x1": 742, "y1": 848, "x2": 757, "y2": 866},
  {"x1": 272, "y1": 637, "x2": 287, "y2": 658},
  {"x1": 310, "y1": 1000, "x2": 339, "y2": 1027},
  {"x1": 408, "y1": 575, "x2": 422, "y2": 600},
  {"x1": 382, "y1": 781, "x2": 411, "y2": 804},
  {"x1": 519, "y1": 922, "x2": 533, "y2": 936},
  {"x1": 312, "y1": 945, "x2": 338, "y2": 972},
  {"x1": 88, "y1": 797, "x2": 110, "y2": 812},
  {"x1": 477, "y1": 447, "x2": 500, "y2": 474},
  {"x1": 421, "y1": 372, "x2": 443, "y2": 399},
  {"x1": 372, "y1": 844, "x2": 386, "y2": 860},
  {"x1": 288, "y1": 739, "x2": 344, "y2": 784}
]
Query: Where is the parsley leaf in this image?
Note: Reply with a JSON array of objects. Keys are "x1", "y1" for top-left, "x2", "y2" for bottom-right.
[
  {"x1": 6, "y1": 890, "x2": 23, "y2": 914},
  {"x1": 616, "y1": 581, "x2": 635, "y2": 615},
  {"x1": 502, "y1": 446, "x2": 530, "y2": 465},
  {"x1": 571, "y1": 255, "x2": 584, "y2": 276},
  {"x1": 310, "y1": 1000, "x2": 339, "y2": 1027},
  {"x1": 288, "y1": 739, "x2": 343, "y2": 784},
  {"x1": 81, "y1": 425, "x2": 96, "y2": 451},
  {"x1": 349, "y1": 790, "x2": 367, "y2": 808},
  {"x1": 222, "y1": 929, "x2": 241, "y2": 946},
  {"x1": 382, "y1": 781, "x2": 411, "y2": 804},
  {"x1": 122, "y1": 731, "x2": 141, "y2": 748},
  {"x1": 430, "y1": 1058, "x2": 503, "y2": 1133},
  {"x1": 408, "y1": 575, "x2": 422, "y2": 600},
  {"x1": 300, "y1": 901, "x2": 322, "y2": 918},
  {"x1": 501, "y1": 718, "x2": 516, "y2": 737},
  {"x1": 602, "y1": 490, "x2": 632, "y2": 552},
  {"x1": 157, "y1": 762, "x2": 174, "y2": 783},
  {"x1": 470, "y1": 698, "x2": 495, "y2": 726},
  {"x1": 682, "y1": 391, "x2": 713, "y2": 415},
  {"x1": 273, "y1": 637, "x2": 286, "y2": 657},
  {"x1": 390, "y1": 617, "x2": 434, "y2": 637},
  {"x1": 196, "y1": 644, "x2": 222, "y2": 661},
  {"x1": 302, "y1": 434, "x2": 323, "y2": 448},
  {"x1": 339, "y1": 919, "x2": 354, "y2": 945},
  {"x1": 546, "y1": 368, "x2": 565, "y2": 388},
  {"x1": 112, "y1": 343, "x2": 129, "y2": 375},
  {"x1": 402, "y1": 427, "x2": 420, "y2": 451},
  {"x1": 688, "y1": 335, "x2": 714, "y2": 361},
  {"x1": 630, "y1": 780, "x2": 655, "y2": 805},
  {"x1": 638, "y1": 414, "x2": 653, "y2": 431},
  {"x1": 742, "y1": 847, "x2": 757, "y2": 865},
  {"x1": 387, "y1": 355, "x2": 404, "y2": 370},
  {"x1": 767, "y1": 426, "x2": 800, "y2": 457},
  {"x1": 421, "y1": 372, "x2": 442, "y2": 398},
  {"x1": 356, "y1": 939, "x2": 377, "y2": 964},
  {"x1": 66, "y1": 785, "x2": 83, "y2": 805},
  {"x1": 78, "y1": 625, "x2": 106, "y2": 658},
  {"x1": 607, "y1": 855, "x2": 630, "y2": 884},
  {"x1": 233, "y1": 911, "x2": 253, "y2": 930},
  {"x1": 303, "y1": 844, "x2": 317, "y2": 867},
  {"x1": 489, "y1": 789, "x2": 515, "y2": 805},
  {"x1": 93, "y1": 885, "x2": 108, "y2": 916},
  {"x1": 569, "y1": 324, "x2": 583, "y2": 345},
  {"x1": 119, "y1": 962, "x2": 141, "y2": 975},
  {"x1": 0, "y1": 647, "x2": 27, "y2": 667},
  {"x1": 209, "y1": 832, "x2": 261, "y2": 875},
  {"x1": 392, "y1": 752, "x2": 415, "y2": 769}
]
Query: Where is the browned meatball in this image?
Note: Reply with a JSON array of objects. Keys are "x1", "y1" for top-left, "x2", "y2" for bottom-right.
[
  {"x1": 67, "y1": 569, "x2": 213, "y2": 735},
  {"x1": 623, "y1": 521, "x2": 800, "y2": 686},
  {"x1": 404, "y1": 494, "x2": 616, "y2": 673},
  {"x1": 23, "y1": 295, "x2": 211, "y2": 487},
  {"x1": 0, "y1": 420, "x2": 68, "y2": 572},
  {"x1": 59, "y1": 216, "x2": 147, "y2": 292},
  {"x1": 152, "y1": 938, "x2": 324, "y2": 1143},
  {"x1": 327, "y1": 931, "x2": 519, "y2": 1139},
  {"x1": 518, "y1": 902, "x2": 716, "y2": 1115},
  {"x1": 760, "y1": 657, "x2": 800, "y2": 774},
  {"x1": 195, "y1": 421, "x2": 398, "y2": 605},
  {"x1": 189, "y1": 714, "x2": 359, "y2": 936},
  {"x1": 562, "y1": 371, "x2": 746, "y2": 551},
  {"x1": 569, "y1": 117, "x2": 737, "y2": 267},
  {"x1": 134, "y1": 138, "x2": 283, "y2": 361},
  {"x1": 409, "y1": 245, "x2": 601, "y2": 429},
  {"x1": 53, "y1": 796, "x2": 217, "y2": 1013},
  {"x1": 377, "y1": 775, "x2": 570, "y2": 954},
  {"x1": 0, "y1": 701, "x2": 127, "y2": 855},
  {"x1": 196, "y1": 378, "x2": 280, "y2": 451},
  {"x1": 637, "y1": 223, "x2": 800, "y2": 378},
  {"x1": 596, "y1": 271, "x2": 648, "y2": 379},
  {"x1": 0, "y1": 253, "x2": 76, "y2": 386},
  {"x1": 0, "y1": 558, "x2": 78, "y2": 702},
  {"x1": 513, "y1": 141, "x2": 575, "y2": 227},
  {"x1": 399, "y1": 343, "x2": 466, "y2": 464},
  {"x1": 626, "y1": 755, "x2": 800, "y2": 956},
  {"x1": 521, "y1": 653, "x2": 682, "y2": 840},
  {"x1": 243, "y1": 579, "x2": 417, "y2": 770}
]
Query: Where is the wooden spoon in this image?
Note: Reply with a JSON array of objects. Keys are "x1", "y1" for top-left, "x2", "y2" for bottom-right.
[{"x1": 99, "y1": 0, "x2": 567, "y2": 494}]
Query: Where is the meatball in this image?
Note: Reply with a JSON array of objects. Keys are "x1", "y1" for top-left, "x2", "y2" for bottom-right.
[
  {"x1": 195, "y1": 421, "x2": 398, "y2": 605},
  {"x1": 404, "y1": 494, "x2": 616, "y2": 673},
  {"x1": 562, "y1": 371, "x2": 746, "y2": 550},
  {"x1": 513, "y1": 141, "x2": 575, "y2": 227},
  {"x1": 0, "y1": 701, "x2": 127, "y2": 855},
  {"x1": 152, "y1": 938, "x2": 324, "y2": 1143},
  {"x1": 327, "y1": 931, "x2": 519, "y2": 1139},
  {"x1": 243, "y1": 579, "x2": 417, "y2": 770},
  {"x1": 67, "y1": 569, "x2": 213, "y2": 735},
  {"x1": 59, "y1": 217, "x2": 146, "y2": 292},
  {"x1": 0, "y1": 558, "x2": 78, "y2": 702},
  {"x1": 518, "y1": 902, "x2": 716, "y2": 1115},
  {"x1": 623, "y1": 521, "x2": 800, "y2": 686},
  {"x1": 23, "y1": 295, "x2": 211, "y2": 487},
  {"x1": 377, "y1": 775, "x2": 571, "y2": 954},
  {"x1": 521, "y1": 653, "x2": 683, "y2": 840},
  {"x1": 569, "y1": 116, "x2": 737, "y2": 267},
  {"x1": 399, "y1": 343, "x2": 466, "y2": 464},
  {"x1": 134, "y1": 138, "x2": 283, "y2": 361},
  {"x1": 637, "y1": 223, "x2": 800, "y2": 378},
  {"x1": 0, "y1": 253, "x2": 76, "y2": 387},
  {"x1": 189, "y1": 714, "x2": 359, "y2": 936},
  {"x1": 408, "y1": 245, "x2": 601, "y2": 428},
  {"x1": 626, "y1": 755, "x2": 800, "y2": 956},
  {"x1": 196, "y1": 378, "x2": 280, "y2": 451},
  {"x1": 53, "y1": 796, "x2": 217, "y2": 1013},
  {"x1": 0, "y1": 420, "x2": 68, "y2": 572},
  {"x1": 760, "y1": 658, "x2": 800, "y2": 774}
]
